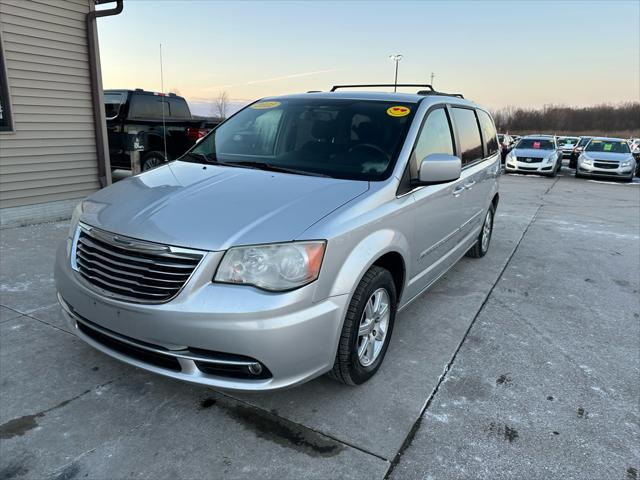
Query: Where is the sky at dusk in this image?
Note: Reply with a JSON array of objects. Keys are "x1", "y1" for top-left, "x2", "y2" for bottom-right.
[{"x1": 97, "y1": 0, "x2": 640, "y2": 114}]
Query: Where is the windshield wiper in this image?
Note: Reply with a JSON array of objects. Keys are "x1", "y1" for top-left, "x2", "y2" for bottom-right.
[
  {"x1": 182, "y1": 151, "x2": 216, "y2": 164},
  {"x1": 227, "y1": 161, "x2": 331, "y2": 177}
]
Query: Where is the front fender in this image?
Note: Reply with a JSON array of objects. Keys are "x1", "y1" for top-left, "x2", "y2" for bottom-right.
[{"x1": 320, "y1": 229, "x2": 410, "y2": 300}]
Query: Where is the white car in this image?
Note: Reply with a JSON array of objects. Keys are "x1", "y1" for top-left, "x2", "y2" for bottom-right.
[{"x1": 505, "y1": 135, "x2": 562, "y2": 177}]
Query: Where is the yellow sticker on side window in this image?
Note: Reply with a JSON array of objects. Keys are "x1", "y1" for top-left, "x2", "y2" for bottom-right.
[
  {"x1": 386, "y1": 105, "x2": 411, "y2": 117},
  {"x1": 251, "y1": 101, "x2": 281, "y2": 109}
]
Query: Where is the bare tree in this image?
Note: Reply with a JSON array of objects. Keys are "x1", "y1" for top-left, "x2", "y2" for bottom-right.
[{"x1": 214, "y1": 91, "x2": 229, "y2": 120}]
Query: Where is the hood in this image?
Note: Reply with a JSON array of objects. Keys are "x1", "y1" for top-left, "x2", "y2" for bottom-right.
[
  {"x1": 582, "y1": 151, "x2": 633, "y2": 161},
  {"x1": 512, "y1": 148, "x2": 554, "y2": 158},
  {"x1": 80, "y1": 162, "x2": 369, "y2": 251}
]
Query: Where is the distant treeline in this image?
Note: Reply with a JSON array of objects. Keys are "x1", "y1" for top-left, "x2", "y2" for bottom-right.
[{"x1": 491, "y1": 103, "x2": 640, "y2": 137}]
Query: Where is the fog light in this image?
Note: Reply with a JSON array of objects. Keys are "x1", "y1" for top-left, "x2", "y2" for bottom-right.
[{"x1": 248, "y1": 362, "x2": 263, "y2": 375}]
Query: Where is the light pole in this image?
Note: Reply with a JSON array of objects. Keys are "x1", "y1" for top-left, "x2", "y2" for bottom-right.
[
  {"x1": 389, "y1": 54, "x2": 403, "y2": 92},
  {"x1": 430, "y1": 72, "x2": 435, "y2": 87}
]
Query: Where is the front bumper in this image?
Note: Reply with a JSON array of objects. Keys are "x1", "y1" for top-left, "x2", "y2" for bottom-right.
[
  {"x1": 505, "y1": 159, "x2": 555, "y2": 174},
  {"x1": 55, "y1": 242, "x2": 349, "y2": 391},
  {"x1": 577, "y1": 163, "x2": 634, "y2": 179}
]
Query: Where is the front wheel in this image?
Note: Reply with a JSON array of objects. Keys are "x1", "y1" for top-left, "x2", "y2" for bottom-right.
[
  {"x1": 466, "y1": 204, "x2": 494, "y2": 258},
  {"x1": 328, "y1": 266, "x2": 397, "y2": 385}
]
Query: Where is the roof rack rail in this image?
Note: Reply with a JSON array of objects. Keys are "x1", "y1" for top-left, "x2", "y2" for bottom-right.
[
  {"x1": 417, "y1": 90, "x2": 464, "y2": 99},
  {"x1": 330, "y1": 84, "x2": 434, "y2": 92}
]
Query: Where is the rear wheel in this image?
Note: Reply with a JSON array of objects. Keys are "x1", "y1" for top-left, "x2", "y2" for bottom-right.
[
  {"x1": 466, "y1": 204, "x2": 494, "y2": 258},
  {"x1": 328, "y1": 266, "x2": 397, "y2": 385}
]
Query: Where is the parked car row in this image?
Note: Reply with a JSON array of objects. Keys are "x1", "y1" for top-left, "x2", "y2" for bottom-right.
[
  {"x1": 504, "y1": 134, "x2": 638, "y2": 182},
  {"x1": 105, "y1": 89, "x2": 221, "y2": 172}
]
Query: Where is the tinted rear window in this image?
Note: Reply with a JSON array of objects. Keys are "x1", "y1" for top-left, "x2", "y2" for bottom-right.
[
  {"x1": 129, "y1": 95, "x2": 170, "y2": 119},
  {"x1": 169, "y1": 98, "x2": 191, "y2": 119},
  {"x1": 451, "y1": 108, "x2": 483, "y2": 164},
  {"x1": 477, "y1": 110, "x2": 499, "y2": 157}
]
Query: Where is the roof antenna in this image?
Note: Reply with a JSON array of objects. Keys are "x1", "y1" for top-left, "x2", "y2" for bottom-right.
[{"x1": 160, "y1": 43, "x2": 168, "y2": 164}]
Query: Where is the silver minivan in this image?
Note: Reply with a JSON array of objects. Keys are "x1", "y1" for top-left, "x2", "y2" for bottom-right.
[{"x1": 55, "y1": 85, "x2": 500, "y2": 391}]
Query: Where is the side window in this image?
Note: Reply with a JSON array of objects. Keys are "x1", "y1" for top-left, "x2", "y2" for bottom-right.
[
  {"x1": 129, "y1": 95, "x2": 169, "y2": 119},
  {"x1": 169, "y1": 98, "x2": 190, "y2": 119},
  {"x1": 411, "y1": 108, "x2": 454, "y2": 176},
  {"x1": 477, "y1": 110, "x2": 499, "y2": 157},
  {"x1": 451, "y1": 107, "x2": 483, "y2": 165}
]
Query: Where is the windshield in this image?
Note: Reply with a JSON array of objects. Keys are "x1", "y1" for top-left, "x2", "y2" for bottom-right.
[
  {"x1": 182, "y1": 98, "x2": 416, "y2": 180},
  {"x1": 577, "y1": 137, "x2": 592, "y2": 147},
  {"x1": 585, "y1": 139, "x2": 630, "y2": 154},
  {"x1": 515, "y1": 138, "x2": 556, "y2": 150},
  {"x1": 558, "y1": 137, "x2": 579, "y2": 145},
  {"x1": 104, "y1": 92, "x2": 125, "y2": 120}
]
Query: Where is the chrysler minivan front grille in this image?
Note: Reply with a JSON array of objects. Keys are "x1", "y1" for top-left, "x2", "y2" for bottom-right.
[{"x1": 74, "y1": 224, "x2": 203, "y2": 303}]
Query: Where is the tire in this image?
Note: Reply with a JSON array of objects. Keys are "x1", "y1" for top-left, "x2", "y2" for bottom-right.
[
  {"x1": 328, "y1": 266, "x2": 397, "y2": 386},
  {"x1": 141, "y1": 151, "x2": 167, "y2": 171},
  {"x1": 466, "y1": 204, "x2": 495, "y2": 258}
]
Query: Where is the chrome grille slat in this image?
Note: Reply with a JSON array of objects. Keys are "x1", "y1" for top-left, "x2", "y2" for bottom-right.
[
  {"x1": 74, "y1": 224, "x2": 204, "y2": 303},
  {"x1": 76, "y1": 250, "x2": 190, "y2": 281},
  {"x1": 80, "y1": 273, "x2": 170, "y2": 299},
  {"x1": 78, "y1": 236, "x2": 197, "y2": 269},
  {"x1": 76, "y1": 260, "x2": 182, "y2": 290}
]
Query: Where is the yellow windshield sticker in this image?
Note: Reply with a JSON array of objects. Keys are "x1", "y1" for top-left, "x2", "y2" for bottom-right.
[
  {"x1": 386, "y1": 106, "x2": 411, "y2": 117},
  {"x1": 251, "y1": 101, "x2": 281, "y2": 109}
]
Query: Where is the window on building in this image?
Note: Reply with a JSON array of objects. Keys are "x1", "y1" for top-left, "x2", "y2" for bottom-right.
[{"x1": 0, "y1": 39, "x2": 13, "y2": 132}]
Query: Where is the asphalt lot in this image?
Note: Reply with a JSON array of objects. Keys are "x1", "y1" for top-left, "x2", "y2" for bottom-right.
[{"x1": 1, "y1": 171, "x2": 639, "y2": 480}]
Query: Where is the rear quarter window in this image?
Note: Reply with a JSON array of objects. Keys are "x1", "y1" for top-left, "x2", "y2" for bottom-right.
[
  {"x1": 129, "y1": 95, "x2": 170, "y2": 119},
  {"x1": 451, "y1": 107, "x2": 483, "y2": 165},
  {"x1": 169, "y1": 98, "x2": 191, "y2": 119},
  {"x1": 476, "y1": 110, "x2": 499, "y2": 157}
]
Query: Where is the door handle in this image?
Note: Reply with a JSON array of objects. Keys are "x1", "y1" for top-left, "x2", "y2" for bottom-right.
[
  {"x1": 452, "y1": 185, "x2": 465, "y2": 197},
  {"x1": 464, "y1": 180, "x2": 476, "y2": 190}
]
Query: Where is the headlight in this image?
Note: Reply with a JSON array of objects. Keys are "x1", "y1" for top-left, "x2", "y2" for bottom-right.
[
  {"x1": 214, "y1": 241, "x2": 326, "y2": 291},
  {"x1": 506, "y1": 151, "x2": 516, "y2": 162},
  {"x1": 621, "y1": 159, "x2": 632, "y2": 167},
  {"x1": 545, "y1": 155, "x2": 556, "y2": 163},
  {"x1": 68, "y1": 202, "x2": 83, "y2": 238},
  {"x1": 581, "y1": 156, "x2": 592, "y2": 165},
  {"x1": 66, "y1": 202, "x2": 82, "y2": 257}
]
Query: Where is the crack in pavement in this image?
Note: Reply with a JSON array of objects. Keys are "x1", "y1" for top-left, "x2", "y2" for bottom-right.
[
  {"x1": 384, "y1": 177, "x2": 560, "y2": 478},
  {"x1": 43, "y1": 391, "x2": 182, "y2": 480},
  {"x1": 212, "y1": 389, "x2": 390, "y2": 463},
  {"x1": 0, "y1": 374, "x2": 126, "y2": 440}
]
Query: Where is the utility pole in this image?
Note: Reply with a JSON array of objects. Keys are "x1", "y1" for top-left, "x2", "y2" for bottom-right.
[
  {"x1": 430, "y1": 72, "x2": 435, "y2": 87},
  {"x1": 389, "y1": 54, "x2": 403, "y2": 92}
]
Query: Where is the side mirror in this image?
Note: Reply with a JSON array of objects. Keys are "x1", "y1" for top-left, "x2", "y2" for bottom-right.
[{"x1": 417, "y1": 153, "x2": 462, "y2": 185}]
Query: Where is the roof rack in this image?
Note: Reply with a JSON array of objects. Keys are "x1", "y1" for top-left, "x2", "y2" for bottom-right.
[
  {"x1": 417, "y1": 90, "x2": 464, "y2": 99},
  {"x1": 330, "y1": 84, "x2": 434, "y2": 92}
]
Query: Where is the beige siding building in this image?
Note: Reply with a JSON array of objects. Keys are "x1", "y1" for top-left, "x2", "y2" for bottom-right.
[{"x1": 0, "y1": 0, "x2": 117, "y2": 227}]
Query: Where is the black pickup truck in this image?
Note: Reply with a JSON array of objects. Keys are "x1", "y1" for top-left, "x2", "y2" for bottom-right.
[{"x1": 104, "y1": 89, "x2": 221, "y2": 171}]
